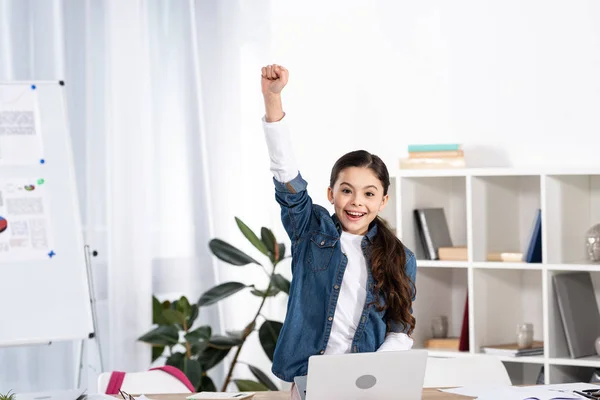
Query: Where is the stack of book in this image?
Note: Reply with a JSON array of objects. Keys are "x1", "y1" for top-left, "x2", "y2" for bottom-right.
[
  {"x1": 481, "y1": 341, "x2": 544, "y2": 357},
  {"x1": 400, "y1": 143, "x2": 466, "y2": 169}
]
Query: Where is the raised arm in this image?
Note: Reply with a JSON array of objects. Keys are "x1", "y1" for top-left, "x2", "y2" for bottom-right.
[
  {"x1": 262, "y1": 64, "x2": 287, "y2": 123},
  {"x1": 261, "y1": 64, "x2": 313, "y2": 242}
]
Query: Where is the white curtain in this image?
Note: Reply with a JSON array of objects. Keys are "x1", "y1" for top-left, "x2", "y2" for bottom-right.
[{"x1": 0, "y1": 0, "x2": 238, "y2": 392}]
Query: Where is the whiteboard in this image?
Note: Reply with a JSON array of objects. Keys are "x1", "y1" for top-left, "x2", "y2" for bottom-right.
[{"x1": 0, "y1": 82, "x2": 94, "y2": 346}]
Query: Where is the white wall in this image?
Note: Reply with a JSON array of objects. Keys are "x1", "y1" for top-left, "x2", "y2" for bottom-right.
[
  {"x1": 267, "y1": 0, "x2": 600, "y2": 211},
  {"x1": 196, "y1": 0, "x2": 600, "y2": 386}
]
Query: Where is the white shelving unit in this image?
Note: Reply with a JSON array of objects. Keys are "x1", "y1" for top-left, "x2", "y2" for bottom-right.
[{"x1": 382, "y1": 167, "x2": 600, "y2": 385}]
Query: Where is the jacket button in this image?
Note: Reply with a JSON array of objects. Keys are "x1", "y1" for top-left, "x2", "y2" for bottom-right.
[
  {"x1": 320, "y1": 350, "x2": 324, "y2": 354},
  {"x1": 320, "y1": 240, "x2": 325, "y2": 245},
  {"x1": 328, "y1": 316, "x2": 333, "y2": 321},
  {"x1": 362, "y1": 316, "x2": 367, "y2": 323},
  {"x1": 334, "y1": 285, "x2": 340, "y2": 289}
]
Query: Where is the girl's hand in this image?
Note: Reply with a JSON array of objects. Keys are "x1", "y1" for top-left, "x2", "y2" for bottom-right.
[{"x1": 261, "y1": 64, "x2": 289, "y2": 96}]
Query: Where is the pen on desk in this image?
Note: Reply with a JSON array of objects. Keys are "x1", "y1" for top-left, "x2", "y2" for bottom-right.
[{"x1": 574, "y1": 390, "x2": 597, "y2": 399}]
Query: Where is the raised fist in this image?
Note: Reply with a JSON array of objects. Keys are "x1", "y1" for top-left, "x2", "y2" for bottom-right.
[{"x1": 261, "y1": 64, "x2": 289, "y2": 95}]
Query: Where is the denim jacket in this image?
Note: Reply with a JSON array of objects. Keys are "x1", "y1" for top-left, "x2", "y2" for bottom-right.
[{"x1": 271, "y1": 172, "x2": 417, "y2": 382}]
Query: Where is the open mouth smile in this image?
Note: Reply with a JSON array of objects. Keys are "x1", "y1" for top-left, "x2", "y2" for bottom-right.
[{"x1": 345, "y1": 210, "x2": 367, "y2": 221}]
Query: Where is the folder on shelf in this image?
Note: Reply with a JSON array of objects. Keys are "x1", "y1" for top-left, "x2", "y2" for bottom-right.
[
  {"x1": 414, "y1": 208, "x2": 453, "y2": 260},
  {"x1": 553, "y1": 272, "x2": 600, "y2": 359},
  {"x1": 458, "y1": 294, "x2": 469, "y2": 351},
  {"x1": 525, "y1": 209, "x2": 542, "y2": 263}
]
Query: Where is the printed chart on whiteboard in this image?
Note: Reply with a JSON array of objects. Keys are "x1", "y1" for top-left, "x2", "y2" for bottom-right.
[
  {"x1": 0, "y1": 178, "x2": 55, "y2": 263},
  {"x1": 0, "y1": 85, "x2": 44, "y2": 165}
]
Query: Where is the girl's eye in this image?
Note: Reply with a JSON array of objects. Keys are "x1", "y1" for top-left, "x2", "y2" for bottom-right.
[
  {"x1": 342, "y1": 188, "x2": 352, "y2": 194},
  {"x1": 366, "y1": 192, "x2": 374, "y2": 197}
]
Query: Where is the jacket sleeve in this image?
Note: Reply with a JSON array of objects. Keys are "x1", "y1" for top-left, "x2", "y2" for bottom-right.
[
  {"x1": 387, "y1": 251, "x2": 417, "y2": 333},
  {"x1": 263, "y1": 115, "x2": 314, "y2": 242},
  {"x1": 273, "y1": 172, "x2": 314, "y2": 242}
]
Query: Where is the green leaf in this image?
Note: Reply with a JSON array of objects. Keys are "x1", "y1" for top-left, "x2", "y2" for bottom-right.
[
  {"x1": 187, "y1": 304, "x2": 199, "y2": 328},
  {"x1": 248, "y1": 365, "x2": 278, "y2": 391},
  {"x1": 191, "y1": 340, "x2": 209, "y2": 355},
  {"x1": 176, "y1": 296, "x2": 191, "y2": 317},
  {"x1": 234, "y1": 380, "x2": 269, "y2": 392},
  {"x1": 236, "y1": 217, "x2": 268, "y2": 256},
  {"x1": 209, "y1": 334, "x2": 243, "y2": 347},
  {"x1": 166, "y1": 352, "x2": 185, "y2": 371},
  {"x1": 198, "y1": 282, "x2": 247, "y2": 306},
  {"x1": 185, "y1": 325, "x2": 211, "y2": 342},
  {"x1": 271, "y1": 274, "x2": 290, "y2": 295},
  {"x1": 138, "y1": 325, "x2": 179, "y2": 346},
  {"x1": 209, "y1": 238, "x2": 261, "y2": 266},
  {"x1": 250, "y1": 287, "x2": 281, "y2": 298},
  {"x1": 261, "y1": 227, "x2": 277, "y2": 262},
  {"x1": 278, "y1": 243, "x2": 286, "y2": 261},
  {"x1": 259, "y1": 320, "x2": 283, "y2": 361},
  {"x1": 197, "y1": 347, "x2": 231, "y2": 370},
  {"x1": 199, "y1": 375, "x2": 216, "y2": 392},
  {"x1": 183, "y1": 358, "x2": 203, "y2": 390},
  {"x1": 163, "y1": 309, "x2": 186, "y2": 326},
  {"x1": 152, "y1": 296, "x2": 170, "y2": 325},
  {"x1": 151, "y1": 345, "x2": 165, "y2": 362}
]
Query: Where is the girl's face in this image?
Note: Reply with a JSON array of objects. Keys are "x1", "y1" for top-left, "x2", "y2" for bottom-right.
[{"x1": 327, "y1": 166, "x2": 389, "y2": 236}]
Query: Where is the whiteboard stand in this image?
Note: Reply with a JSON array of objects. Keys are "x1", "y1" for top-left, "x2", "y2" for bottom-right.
[{"x1": 75, "y1": 245, "x2": 104, "y2": 388}]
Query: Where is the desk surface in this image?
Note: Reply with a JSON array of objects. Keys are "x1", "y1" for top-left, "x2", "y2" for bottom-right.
[{"x1": 150, "y1": 390, "x2": 474, "y2": 399}]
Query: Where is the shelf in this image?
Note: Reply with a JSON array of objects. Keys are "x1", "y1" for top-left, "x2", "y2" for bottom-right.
[
  {"x1": 546, "y1": 262, "x2": 600, "y2": 272},
  {"x1": 397, "y1": 176, "x2": 467, "y2": 260},
  {"x1": 472, "y1": 261, "x2": 542, "y2": 270},
  {"x1": 395, "y1": 167, "x2": 600, "y2": 178},
  {"x1": 549, "y1": 356, "x2": 600, "y2": 368},
  {"x1": 544, "y1": 174, "x2": 600, "y2": 264},
  {"x1": 412, "y1": 267, "x2": 468, "y2": 349},
  {"x1": 425, "y1": 350, "x2": 472, "y2": 358},
  {"x1": 471, "y1": 175, "x2": 541, "y2": 262},
  {"x1": 494, "y1": 355, "x2": 546, "y2": 364},
  {"x1": 416, "y1": 260, "x2": 469, "y2": 269},
  {"x1": 472, "y1": 269, "x2": 543, "y2": 355},
  {"x1": 396, "y1": 168, "x2": 600, "y2": 384}
]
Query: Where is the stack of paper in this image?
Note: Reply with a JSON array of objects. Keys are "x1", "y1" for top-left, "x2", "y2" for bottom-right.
[{"x1": 440, "y1": 382, "x2": 600, "y2": 400}]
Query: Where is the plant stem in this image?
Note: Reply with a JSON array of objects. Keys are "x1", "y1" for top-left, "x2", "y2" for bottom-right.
[{"x1": 221, "y1": 265, "x2": 275, "y2": 391}]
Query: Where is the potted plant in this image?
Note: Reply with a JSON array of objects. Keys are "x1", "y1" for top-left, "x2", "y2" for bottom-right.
[
  {"x1": 139, "y1": 217, "x2": 290, "y2": 392},
  {"x1": 0, "y1": 391, "x2": 15, "y2": 400}
]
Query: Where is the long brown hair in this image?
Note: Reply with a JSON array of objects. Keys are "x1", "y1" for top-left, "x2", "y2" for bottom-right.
[{"x1": 329, "y1": 150, "x2": 416, "y2": 336}]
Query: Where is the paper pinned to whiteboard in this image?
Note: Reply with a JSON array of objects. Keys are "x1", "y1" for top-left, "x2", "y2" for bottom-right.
[
  {"x1": 0, "y1": 178, "x2": 55, "y2": 263},
  {"x1": 0, "y1": 86, "x2": 44, "y2": 165}
]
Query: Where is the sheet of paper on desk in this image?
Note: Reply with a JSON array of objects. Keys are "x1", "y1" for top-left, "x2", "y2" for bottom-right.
[{"x1": 440, "y1": 384, "x2": 587, "y2": 400}]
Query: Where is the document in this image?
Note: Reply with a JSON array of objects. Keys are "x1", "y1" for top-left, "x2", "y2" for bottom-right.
[
  {"x1": 440, "y1": 382, "x2": 598, "y2": 399},
  {"x1": 0, "y1": 85, "x2": 44, "y2": 165},
  {"x1": 0, "y1": 178, "x2": 55, "y2": 263}
]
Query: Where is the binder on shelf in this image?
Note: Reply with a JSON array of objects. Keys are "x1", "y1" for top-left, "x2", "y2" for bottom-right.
[
  {"x1": 525, "y1": 209, "x2": 542, "y2": 263},
  {"x1": 553, "y1": 272, "x2": 600, "y2": 359},
  {"x1": 414, "y1": 208, "x2": 453, "y2": 260}
]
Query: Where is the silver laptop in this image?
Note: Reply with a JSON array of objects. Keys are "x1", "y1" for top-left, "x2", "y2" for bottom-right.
[{"x1": 294, "y1": 349, "x2": 429, "y2": 400}]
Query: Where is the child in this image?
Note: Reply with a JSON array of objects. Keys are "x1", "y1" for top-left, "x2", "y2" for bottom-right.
[{"x1": 260, "y1": 64, "x2": 417, "y2": 389}]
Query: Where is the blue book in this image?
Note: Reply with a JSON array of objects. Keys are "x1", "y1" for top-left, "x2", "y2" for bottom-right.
[
  {"x1": 408, "y1": 144, "x2": 462, "y2": 152},
  {"x1": 525, "y1": 209, "x2": 542, "y2": 263}
]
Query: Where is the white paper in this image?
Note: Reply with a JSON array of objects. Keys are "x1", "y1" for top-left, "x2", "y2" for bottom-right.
[
  {"x1": 0, "y1": 86, "x2": 44, "y2": 165},
  {"x1": 440, "y1": 382, "x2": 596, "y2": 400},
  {"x1": 0, "y1": 178, "x2": 55, "y2": 262}
]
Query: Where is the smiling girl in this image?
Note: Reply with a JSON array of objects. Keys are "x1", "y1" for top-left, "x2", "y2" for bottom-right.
[{"x1": 260, "y1": 64, "x2": 417, "y2": 387}]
